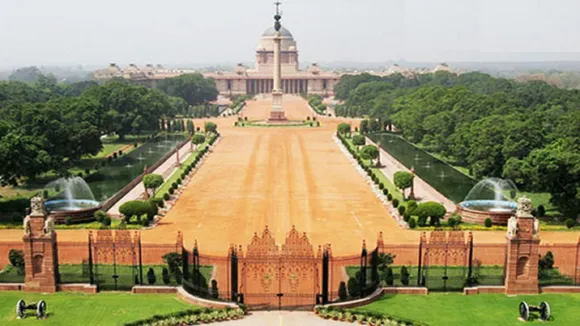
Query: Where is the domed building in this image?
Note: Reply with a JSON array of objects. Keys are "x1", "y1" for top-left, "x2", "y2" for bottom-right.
[{"x1": 202, "y1": 25, "x2": 340, "y2": 96}]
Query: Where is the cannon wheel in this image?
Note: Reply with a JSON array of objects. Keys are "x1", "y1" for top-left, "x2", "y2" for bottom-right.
[
  {"x1": 519, "y1": 301, "x2": 530, "y2": 321},
  {"x1": 16, "y1": 299, "x2": 26, "y2": 319},
  {"x1": 540, "y1": 301, "x2": 551, "y2": 321}
]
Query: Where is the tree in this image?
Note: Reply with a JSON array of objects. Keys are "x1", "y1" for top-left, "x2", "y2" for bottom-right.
[
  {"x1": 204, "y1": 121, "x2": 217, "y2": 134},
  {"x1": 8, "y1": 66, "x2": 44, "y2": 84},
  {"x1": 186, "y1": 120, "x2": 195, "y2": 135},
  {"x1": 393, "y1": 171, "x2": 414, "y2": 198},
  {"x1": 359, "y1": 120, "x2": 369, "y2": 134},
  {"x1": 157, "y1": 73, "x2": 218, "y2": 106},
  {"x1": 347, "y1": 273, "x2": 361, "y2": 298},
  {"x1": 147, "y1": 267, "x2": 157, "y2": 285},
  {"x1": 414, "y1": 202, "x2": 447, "y2": 226},
  {"x1": 352, "y1": 134, "x2": 365, "y2": 150},
  {"x1": 191, "y1": 134, "x2": 206, "y2": 151},
  {"x1": 400, "y1": 266, "x2": 410, "y2": 286},
  {"x1": 143, "y1": 174, "x2": 164, "y2": 197},
  {"x1": 8, "y1": 249, "x2": 25, "y2": 273},
  {"x1": 384, "y1": 267, "x2": 394, "y2": 286},
  {"x1": 337, "y1": 123, "x2": 351, "y2": 136},
  {"x1": 360, "y1": 145, "x2": 379, "y2": 166}
]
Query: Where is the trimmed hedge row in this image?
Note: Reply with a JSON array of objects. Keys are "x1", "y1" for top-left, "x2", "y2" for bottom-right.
[
  {"x1": 124, "y1": 307, "x2": 246, "y2": 326},
  {"x1": 315, "y1": 306, "x2": 427, "y2": 326},
  {"x1": 161, "y1": 134, "x2": 218, "y2": 201},
  {"x1": 338, "y1": 133, "x2": 397, "y2": 206}
]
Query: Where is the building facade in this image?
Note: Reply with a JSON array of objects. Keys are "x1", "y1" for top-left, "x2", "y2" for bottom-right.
[{"x1": 93, "y1": 26, "x2": 457, "y2": 97}]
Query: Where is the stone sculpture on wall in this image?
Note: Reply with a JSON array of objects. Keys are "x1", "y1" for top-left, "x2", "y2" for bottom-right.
[
  {"x1": 516, "y1": 196, "x2": 533, "y2": 218},
  {"x1": 43, "y1": 215, "x2": 55, "y2": 234},
  {"x1": 507, "y1": 215, "x2": 518, "y2": 237}
]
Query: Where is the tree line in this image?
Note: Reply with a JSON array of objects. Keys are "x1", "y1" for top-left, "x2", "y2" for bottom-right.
[
  {"x1": 0, "y1": 72, "x2": 218, "y2": 185},
  {"x1": 334, "y1": 71, "x2": 580, "y2": 218}
]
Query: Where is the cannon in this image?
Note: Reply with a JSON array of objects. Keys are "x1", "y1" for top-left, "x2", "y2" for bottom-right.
[
  {"x1": 16, "y1": 299, "x2": 47, "y2": 319},
  {"x1": 519, "y1": 301, "x2": 550, "y2": 321}
]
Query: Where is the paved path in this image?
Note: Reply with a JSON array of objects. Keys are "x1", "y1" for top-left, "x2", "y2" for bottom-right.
[
  {"x1": 219, "y1": 311, "x2": 347, "y2": 326},
  {"x1": 366, "y1": 137, "x2": 456, "y2": 212},
  {"x1": 107, "y1": 139, "x2": 194, "y2": 216}
]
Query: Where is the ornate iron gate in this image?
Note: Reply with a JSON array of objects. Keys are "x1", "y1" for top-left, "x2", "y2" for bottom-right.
[
  {"x1": 420, "y1": 230, "x2": 469, "y2": 292},
  {"x1": 240, "y1": 226, "x2": 320, "y2": 310},
  {"x1": 91, "y1": 230, "x2": 141, "y2": 291}
]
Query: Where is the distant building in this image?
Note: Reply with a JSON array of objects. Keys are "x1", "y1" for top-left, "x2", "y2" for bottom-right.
[{"x1": 93, "y1": 26, "x2": 459, "y2": 97}]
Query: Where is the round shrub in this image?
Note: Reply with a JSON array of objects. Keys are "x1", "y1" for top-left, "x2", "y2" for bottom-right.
[
  {"x1": 119, "y1": 200, "x2": 158, "y2": 221},
  {"x1": 392, "y1": 199, "x2": 399, "y2": 208},
  {"x1": 102, "y1": 216, "x2": 112, "y2": 226},
  {"x1": 418, "y1": 215, "x2": 427, "y2": 227},
  {"x1": 398, "y1": 205, "x2": 406, "y2": 215},
  {"x1": 171, "y1": 182, "x2": 178, "y2": 189},
  {"x1": 141, "y1": 218, "x2": 150, "y2": 227},
  {"x1": 537, "y1": 205, "x2": 546, "y2": 217},
  {"x1": 408, "y1": 218, "x2": 417, "y2": 229},
  {"x1": 403, "y1": 212, "x2": 411, "y2": 222},
  {"x1": 65, "y1": 216, "x2": 73, "y2": 225},
  {"x1": 94, "y1": 210, "x2": 107, "y2": 222},
  {"x1": 169, "y1": 188, "x2": 175, "y2": 195},
  {"x1": 382, "y1": 188, "x2": 389, "y2": 196},
  {"x1": 387, "y1": 193, "x2": 393, "y2": 201},
  {"x1": 565, "y1": 218, "x2": 576, "y2": 229},
  {"x1": 447, "y1": 217, "x2": 457, "y2": 228},
  {"x1": 379, "y1": 183, "x2": 384, "y2": 190},
  {"x1": 177, "y1": 178, "x2": 182, "y2": 185},
  {"x1": 150, "y1": 198, "x2": 164, "y2": 208},
  {"x1": 484, "y1": 218, "x2": 492, "y2": 228},
  {"x1": 163, "y1": 193, "x2": 170, "y2": 201},
  {"x1": 406, "y1": 200, "x2": 418, "y2": 213}
]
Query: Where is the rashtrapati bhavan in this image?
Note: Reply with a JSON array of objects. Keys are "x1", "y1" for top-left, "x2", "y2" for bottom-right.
[{"x1": 93, "y1": 24, "x2": 456, "y2": 97}]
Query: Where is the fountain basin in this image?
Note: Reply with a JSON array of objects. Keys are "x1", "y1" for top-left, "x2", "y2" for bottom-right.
[
  {"x1": 45, "y1": 199, "x2": 101, "y2": 223},
  {"x1": 457, "y1": 200, "x2": 517, "y2": 226}
]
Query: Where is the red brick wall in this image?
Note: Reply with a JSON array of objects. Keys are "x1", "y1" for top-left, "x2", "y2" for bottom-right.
[{"x1": 0, "y1": 242, "x2": 23, "y2": 270}]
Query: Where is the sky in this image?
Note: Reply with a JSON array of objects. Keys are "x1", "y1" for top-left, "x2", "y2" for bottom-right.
[{"x1": 0, "y1": 0, "x2": 579, "y2": 68}]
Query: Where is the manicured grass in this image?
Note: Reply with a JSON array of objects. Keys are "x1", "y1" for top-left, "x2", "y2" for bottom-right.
[
  {"x1": 236, "y1": 120, "x2": 319, "y2": 128},
  {"x1": 0, "y1": 291, "x2": 195, "y2": 326},
  {"x1": 352, "y1": 293, "x2": 580, "y2": 325}
]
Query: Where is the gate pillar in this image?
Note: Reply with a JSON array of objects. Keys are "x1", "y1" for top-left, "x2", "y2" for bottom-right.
[
  {"x1": 22, "y1": 196, "x2": 58, "y2": 293},
  {"x1": 505, "y1": 197, "x2": 540, "y2": 295}
]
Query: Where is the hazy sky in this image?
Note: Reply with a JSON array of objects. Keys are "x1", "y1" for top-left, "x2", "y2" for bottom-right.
[{"x1": 1, "y1": 0, "x2": 579, "y2": 68}]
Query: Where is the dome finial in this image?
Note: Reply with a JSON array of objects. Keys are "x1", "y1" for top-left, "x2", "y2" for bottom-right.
[{"x1": 273, "y1": 1, "x2": 282, "y2": 32}]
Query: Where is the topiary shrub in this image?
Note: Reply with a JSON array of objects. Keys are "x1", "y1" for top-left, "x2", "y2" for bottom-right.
[
  {"x1": 119, "y1": 200, "x2": 157, "y2": 221},
  {"x1": 565, "y1": 218, "x2": 576, "y2": 229},
  {"x1": 379, "y1": 183, "x2": 384, "y2": 190},
  {"x1": 418, "y1": 215, "x2": 427, "y2": 227},
  {"x1": 163, "y1": 193, "x2": 170, "y2": 201},
  {"x1": 382, "y1": 188, "x2": 389, "y2": 196},
  {"x1": 94, "y1": 210, "x2": 107, "y2": 222},
  {"x1": 408, "y1": 218, "x2": 417, "y2": 229},
  {"x1": 387, "y1": 193, "x2": 393, "y2": 201},
  {"x1": 347, "y1": 275, "x2": 360, "y2": 298},
  {"x1": 338, "y1": 281, "x2": 347, "y2": 301},
  {"x1": 102, "y1": 216, "x2": 112, "y2": 226},
  {"x1": 210, "y1": 279, "x2": 219, "y2": 298},
  {"x1": 447, "y1": 217, "x2": 457, "y2": 228},
  {"x1": 403, "y1": 212, "x2": 411, "y2": 222},
  {"x1": 177, "y1": 178, "x2": 182, "y2": 185},
  {"x1": 400, "y1": 266, "x2": 410, "y2": 286},
  {"x1": 141, "y1": 218, "x2": 150, "y2": 227},
  {"x1": 537, "y1": 205, "x2": 546, "y2": 217},
  {"x1": 406, "y1": 200, "x2": 418, "y2": 214},
  {"x1": 385, "y1": 267, "x2": 394, "y2": 286},
  {"x1": 162, "y1": 268, "x2": 170, "y2": 285},
  {"x1": 169, "y1": 187, "x2": 175, "y2": 195},
  {"x1": 174, "y1": 268, "x2": 183, "y2": 284},
  {"x1": 392, "y1": 199, "x2": 399, "y2": 208},
  {"x1": 484, "y1": 218, "x2": 492, "y2": 228},
  {"x1": 171, "y1": 182, "x2": 178, "y2": 189},
  {"x1": 150, "y1": 198, "x2": 164, "y2": 208},
  {"x1": 398, "y1": 205, "x2": 406, "y2": 215},
  {"x1": 8, "y1": 249, "x2": 25, "y2": 273},
  {"x1": 65, "y1": 216, "x2": 73, "y2": 225}
]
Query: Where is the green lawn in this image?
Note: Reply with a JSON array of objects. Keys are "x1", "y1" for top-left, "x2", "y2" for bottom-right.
[
  {"x1": 0, "y1": 216, "x2": 142, "y2": 230},
  {"x1": 352, "y1": 293, "x2": 580, "y2": 326},
  {"x1": 0, "y1": 291, "x2": 194, "y2": 326}
]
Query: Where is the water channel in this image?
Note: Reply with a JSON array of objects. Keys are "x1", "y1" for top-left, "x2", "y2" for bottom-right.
[
  {"x1": 368, "y1": 133, "x2": 478, "y2": 203},
  {"x1": 85, "y1": 134, "x2": 186, "y2": 202}
]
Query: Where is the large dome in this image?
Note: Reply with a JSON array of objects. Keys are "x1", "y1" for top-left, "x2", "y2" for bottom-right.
[{"x1": 262, "y1": 26, "x2": 293, "y2": 38}]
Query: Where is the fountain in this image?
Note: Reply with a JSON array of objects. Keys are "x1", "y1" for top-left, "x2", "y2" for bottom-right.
[
  {"x1": 456, "y1": 178, "x2": 518, "y2": 226},
  {"x1": 43, "y1": 177, "x2": 101, "y2": 223}
]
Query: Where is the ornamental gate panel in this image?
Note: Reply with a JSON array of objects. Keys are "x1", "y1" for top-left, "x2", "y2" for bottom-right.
[
  {"x1": 91, "y1": 230, "x2": 141, "y2": 291},
  {"x1": 240, "y1": 226, "x2": 320, "y2": 310},
  {"x1": 420, "y1": 230, "x2": 469, "y2": 292}
]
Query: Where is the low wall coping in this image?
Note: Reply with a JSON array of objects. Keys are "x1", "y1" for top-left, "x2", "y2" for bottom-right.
[
  {"x1": 319, "y1": 287, "x2": 384, "y2": 309},
  {"x1": 176, "y1": 286, "x2": 239, "y2": 309},
  {"x1": 133, "y1": 285, "x2": 177, "y2": 290}
]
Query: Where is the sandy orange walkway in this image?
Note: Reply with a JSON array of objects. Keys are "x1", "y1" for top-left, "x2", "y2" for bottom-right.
[{"x1": 0, "y1": 96, "x2": 577, "y2": 255}]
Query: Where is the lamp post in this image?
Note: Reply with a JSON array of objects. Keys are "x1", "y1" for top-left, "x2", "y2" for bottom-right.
[{"x1": 376, "y1": 140, "x2": 381, "y2": 167}]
